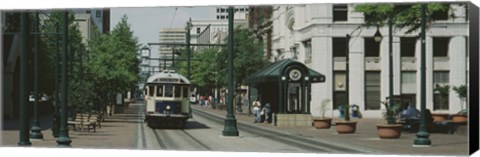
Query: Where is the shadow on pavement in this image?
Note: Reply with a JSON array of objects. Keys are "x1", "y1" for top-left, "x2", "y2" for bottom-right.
[{"x1": 2, "y1": 114, "x2": 54, "y2": 131}]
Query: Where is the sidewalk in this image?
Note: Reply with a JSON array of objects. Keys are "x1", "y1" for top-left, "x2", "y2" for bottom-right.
[
  {"x1": 1, "y1": 105, "x2": 141, "y2": 149},
  {"x1": 1, "y1": 103, "x2": 469, "y2": 156},
  {"x1": 193, "y1": 104, "x2": 469, "y2": 156}
]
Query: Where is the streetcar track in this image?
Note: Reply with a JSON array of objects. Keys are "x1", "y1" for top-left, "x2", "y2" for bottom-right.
[
  {"x1": 180, "y1": 129, "x2": 213, "y2": 151},
  {"x1": 151, "y1": 127, "x2": 212, "y2": 151},
  {"x1": 140, "y1": 121, "x2": 147, "y2": 148},
  {"x1": 192, "y1": 108, "x2": 382, "y2": 154},
  {"x1": 152, "y1": 129, "x2": 168, "y2": 149}
]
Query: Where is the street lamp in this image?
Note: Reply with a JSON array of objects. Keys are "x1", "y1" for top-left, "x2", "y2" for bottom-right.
[
  {"x1": 414, "y1": 3, "x2": 431, "y2": 147},
  {"x1": 373, "y1": 27, "x2": 383, "y2": 42},
  {"x1": 30, "y1": 11, "x2": 44, "y2": 140},
  {"x1": 373, "y1": 15, "x2": 395, "y2": 125},
  {"x1": 56, "y1": 11, "x2": 72, "y2": 147},
  {"x1": 222, "y1": 6, "x2": 239, "y2": 137}
]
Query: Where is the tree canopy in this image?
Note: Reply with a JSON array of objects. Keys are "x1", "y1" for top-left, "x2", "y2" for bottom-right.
[{"x1": 354, "y1": 3, "x2": 453, "y2": 34}]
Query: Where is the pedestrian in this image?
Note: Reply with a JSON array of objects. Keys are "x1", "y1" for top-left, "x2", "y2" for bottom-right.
[
  {"x1": 263, "y1": 102, "x2": 271, "y2": 123},
  {"x1": 200, "y1": 95, "x2": 205, "y2": 107},
  {"x1": 252, "y1": 97, "x2": 261, "y2": 123}
]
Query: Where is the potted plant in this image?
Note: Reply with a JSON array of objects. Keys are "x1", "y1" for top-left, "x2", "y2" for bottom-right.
[
  {"x1": 313, "y1": 99, "x2": 332, "y2": 129},
  {"x1": 431, "y1": 85, "x2": 450, "y2": 122},
  {"x1": 376, "y1": 97, "x2": 403, "y2": 139},
  {"x1": 335, "y1": 104, "x2": 357, "y2": 134},
  {"x1": 452, "y1": 85, "x2": 468, "y2": 123}
]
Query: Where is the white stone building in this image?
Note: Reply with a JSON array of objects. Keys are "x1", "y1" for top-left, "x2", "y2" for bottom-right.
[
  {"x1": 158, "y1": 28, "x2": 186, "y2": 70},
  {"x1": 270, "y1": 3, "x2": 469, "y2": 118}
]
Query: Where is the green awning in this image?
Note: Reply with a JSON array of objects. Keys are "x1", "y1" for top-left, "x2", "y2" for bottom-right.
[{"x1": 246, "y1": 59, "x2": 325, "y2": 84}]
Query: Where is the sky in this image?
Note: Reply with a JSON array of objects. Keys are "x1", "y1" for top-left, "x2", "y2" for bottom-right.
[{"x1": 110, "y1": 6, "x2": 214, "y2": 48}]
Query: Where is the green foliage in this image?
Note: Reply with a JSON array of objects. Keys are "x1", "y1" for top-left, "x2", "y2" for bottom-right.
[
  {"x1": 452, "y1": 85, "x2": 467, "y2": 100},
  {"x1": 220, "y1": 27, "x2": 270, "y2": 88},
  {"x1": 176, "y1": 27, "x2": 269, "y2": 96},
  {"x1": 381, "y1": 98, "x2": 402, "y2": 124},
  {"x1": 320, "y1": 99, "x2": 331, "y2": 118},
  {"x1": 354, "y1": 3, "x2": 453, "y2": 34}
]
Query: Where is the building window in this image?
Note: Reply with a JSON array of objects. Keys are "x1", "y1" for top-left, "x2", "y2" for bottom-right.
[
  {"x1": 333, "y1": 4, "x2": 348, "y2": 22},
  {"x1": 95, "y1": 10, "x2": 101, "y2": 18},
  {"x1": 401, "y1": 71, "x2": 417, "y2": 94},
  {"x1": 196, "y1": 27, "x2": 201, "y2": 34},
  {"x1": 303, "y1": 40, "x2": 312, "y2": 63},
  {"x1": 433, "y1": 37, "x2": 450, "y2": 57},
  {"x1": 365, "y1": 71, "x2": 381, "y2": 110},
  {"x1": 217, "y1": 16, "x2": 220, "y2": 19},
  {"x1": 333, "y1": 71, "x2": 346, "y2": 110},
  {"x1": 431, "y1": 9, "x2": 449, "y2": 21},
  {"x1": 217, "y1": 8, "x2": 220, "y2": 13},
  {"x1": 220, "y1": 8, "x2": 225, "y2": 13},
  {"x1": 401, "y1": 37, "x2": 417, "y2": 57},
  {"x1": 433, "y1": 71, "x2": 449, "y2": 110},
  {"x1": 364, "y1": 37, "x2": 380, "y2": 57},
  {"x1": 333, "y1": 37, "x2": 347, "y2": 57}
]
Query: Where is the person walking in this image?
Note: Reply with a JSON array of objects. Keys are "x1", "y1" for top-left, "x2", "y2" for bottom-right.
[
  {"x1": 252, "y1": 97, "x2": 261, "y2": 123},
  {"x1": 263, "y1": 103, "x2": 271, "y2": 123}
]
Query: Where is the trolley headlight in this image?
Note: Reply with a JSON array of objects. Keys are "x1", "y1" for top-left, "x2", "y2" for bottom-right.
[{"x1": 166, "y1": 105, "x2": 171, "y2": 111}]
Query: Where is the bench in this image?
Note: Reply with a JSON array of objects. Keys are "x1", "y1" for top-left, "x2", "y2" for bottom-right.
[
  {"x1": 67, "y1": 113, "x2": 87, "y2": 132},
  {"x1": 67, "y1": 113, "x2": 98, "y2": 132}
]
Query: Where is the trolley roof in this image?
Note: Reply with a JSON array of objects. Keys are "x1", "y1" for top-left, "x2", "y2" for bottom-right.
[{"x1": 146, "y1": 70, "x2": 191, "y2": 84}]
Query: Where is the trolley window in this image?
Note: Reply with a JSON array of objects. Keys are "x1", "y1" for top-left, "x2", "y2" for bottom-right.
[
  {"x1": 183, "y1": 87, "x2": 189, "y2": 98},
  {"x1": 174, "y1": 86, "x2": 181, "y2": 98},
  {"x1": 148, "y1": 85, "x2": 154, "y2": 97},
  {"x1": 165, "y1": 85, "x2": 173, "y2": 97},
  {"x1": 156, "y1": 85, "x2": 163, "y2": 97}
]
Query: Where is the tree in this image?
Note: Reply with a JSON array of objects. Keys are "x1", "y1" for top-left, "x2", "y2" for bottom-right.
[
  {"x1": 36, "y1": 11, "x2": 88, "y2": 113},
  {"x1": 354, "y1": 3, "x2": 453, "y2": 34},
  {"x1": 85, "y1": 15, "x2": 140, "y2": 111},
  {"x1": 217, "y1": 27, "x2": 269, "y2": 88}
]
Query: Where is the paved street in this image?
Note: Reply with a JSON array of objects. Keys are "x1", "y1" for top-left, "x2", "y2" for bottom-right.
[{"x1": 1, "y1": 102, "x2": 470, "y2": 156}]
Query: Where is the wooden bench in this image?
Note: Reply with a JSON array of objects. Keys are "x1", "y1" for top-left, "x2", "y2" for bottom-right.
[
  {"x1": 67, "y1": 113, "x2": 98, "y2": 132},
  {"x1": 67, "y1": 113, "x2": 88, "y2": 132},
  {"x1": 86, "y1": 113, "x2": 100, "y2": 132}
]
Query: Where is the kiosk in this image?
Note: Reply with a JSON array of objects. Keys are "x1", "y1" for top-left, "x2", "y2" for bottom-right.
[{"x1": 246, "y1": 59, "x2": 325, "y2": 127}]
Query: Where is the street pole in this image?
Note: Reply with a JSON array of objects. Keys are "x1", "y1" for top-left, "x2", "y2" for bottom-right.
[
  {"x1": 387, "y1": 16, "x2": 395, "y2": 124},
  {"x1": 222, "y1": 6, "x2": 239, "y2": 136},
  {"x1": 52, "y1": 22, "x2": 60, "y2": 138},
  {"x1": 345, "y1": 34, "x2": 350, "y2": 121},
  {"x1": 186, "y1": 18, "x2": 192, "y2": 80},
  {"x1": 414, "y1": 3, "x2": 431, "y2": 146},
  {"x1": 56, "y1": 11, "x2": 72, "y2": 147},
  {"x1": 18, "y1": 11, "x2": 32, "y2": 146},
  {"x1": 30, "y1": 11, "x2": 43, "y2": 140}
]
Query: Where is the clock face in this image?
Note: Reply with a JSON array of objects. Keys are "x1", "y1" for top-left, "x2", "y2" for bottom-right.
[{"x1": 289, "y1": 69, "x2": 302, "y2": 81}]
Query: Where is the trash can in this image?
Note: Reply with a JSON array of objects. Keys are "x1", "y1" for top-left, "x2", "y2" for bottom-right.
[{"x1": 351, "y1": 104, "x2": 360, "y2": 118}]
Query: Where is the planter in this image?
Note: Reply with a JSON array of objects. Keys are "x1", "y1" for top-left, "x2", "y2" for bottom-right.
[
  {"x1": 376, "y1": 124, "x2": 403, "y2": 139},
  {"x1": 431, "y1": 113, "x2": 450, "y2": 123},
  {"x1": 313, "y1": 118, "x2": 332, "y2": 129},
  {"x1": 450, "y1": 114, "x2": 468, "y2": 123},
  {"x1": 335, "y1": 121, "x2": 357, "y2": 134}
]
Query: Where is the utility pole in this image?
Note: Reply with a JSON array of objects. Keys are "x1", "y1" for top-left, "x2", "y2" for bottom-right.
[
  {"x1": 414, "y1": 3, "x2": 431, "y2": 147},
  {"x1": 222, "y1": 6, "x2": 239, "y2": 137},
  {"x1": 18, "y1": 11, "x2": 32, "y2": 146},
  {"x1": 186, "y1": 18, "x2": 192, "y2": 80},
  {"x1": 56, "y1": 11, "x2": 72, "y2": 147},
  {"x1": 30, "y1": 11, "x2": 43, "y2": 140}
]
